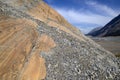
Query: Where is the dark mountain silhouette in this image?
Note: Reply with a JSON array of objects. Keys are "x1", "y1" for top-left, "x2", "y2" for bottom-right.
[
  {"x1": 87, "y1": 27, "x2": 102, "y2": 36},
  {"x1": 87, "y1": 14, "x2": 120, "y2": 37}
]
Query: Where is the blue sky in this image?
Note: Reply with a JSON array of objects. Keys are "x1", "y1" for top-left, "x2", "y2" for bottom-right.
[{"x1": 44, "y1": 0, "x2": 120, "y2": 34}]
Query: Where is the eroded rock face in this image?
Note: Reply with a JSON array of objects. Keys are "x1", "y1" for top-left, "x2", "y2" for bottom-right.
[{"x1": 0, "y1": 0, "x2": 119, "y2": 80}]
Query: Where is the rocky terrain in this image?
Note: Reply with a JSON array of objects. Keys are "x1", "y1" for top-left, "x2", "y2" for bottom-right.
[
  {"x1": 87, "y1": 14, "x2": 120, "y2": 37},
  {"x1": 0, "y1": 0, "x2": 119, "y2": 80}
]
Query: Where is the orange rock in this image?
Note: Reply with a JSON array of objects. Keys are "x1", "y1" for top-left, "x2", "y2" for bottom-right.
[
  {"x1": 0, "y1": 16, "x2": 45, "y2": 80},
  {"x1": 37, "y1": 34, "x2": 56, "y2": 52},
  {"x1": 19, "y1": 50, "x2": 46, "y2": 80}
]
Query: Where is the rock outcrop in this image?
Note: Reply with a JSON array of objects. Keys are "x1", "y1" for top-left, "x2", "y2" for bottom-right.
[{"x1": 0, "y1": 0, "x2": 119, "y2": 80}]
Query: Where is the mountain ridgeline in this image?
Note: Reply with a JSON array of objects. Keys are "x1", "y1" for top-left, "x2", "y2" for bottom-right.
[
  {"x1": 0, "y1": 0, "x2": 119, "y2": 80},
  {"x1": 87, "y1": 14, "x2": 120, "y2": 37},
  {"x1": 87, "y1": 27, "x2": 102, "y2": 36}
]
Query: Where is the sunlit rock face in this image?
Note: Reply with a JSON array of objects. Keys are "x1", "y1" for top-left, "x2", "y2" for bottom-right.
[{"x1": 0, "y1": 0, "x2": 119, "y2": 80}]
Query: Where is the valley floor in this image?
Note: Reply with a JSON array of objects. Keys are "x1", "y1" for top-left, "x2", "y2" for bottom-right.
[{"x1": 90, "y1": 36, "x2": 120, "y2": 57}]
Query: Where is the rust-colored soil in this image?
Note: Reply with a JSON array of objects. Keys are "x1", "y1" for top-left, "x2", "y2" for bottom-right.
[
  {"x1": 0, "y1": 15, "x2": 56, "y2": 80},
  {"x1": 20, "y1": 34, "x2": 56, "y2": 80},
  {"x1": 27, "y1": 1, "x2": 81, "y2": 39},
  {"x1": 0, "y1": 0, "x2": 83, "y2": 80}
]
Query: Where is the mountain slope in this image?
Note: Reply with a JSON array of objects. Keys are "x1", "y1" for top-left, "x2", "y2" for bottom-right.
[
  {"x1": 0, "y1": 0, "x2": 119, "y2": 80},
  {"x1": 87, "y1": 14, "x2": 120, "y2": 37},
  {"x1": 87, "y1": 27, "x2": 102, "y2": 36}
]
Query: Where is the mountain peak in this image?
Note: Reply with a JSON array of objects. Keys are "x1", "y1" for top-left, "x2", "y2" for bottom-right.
[{"x1": 87, "y1": 14, "x2": 120, "y2": 37}]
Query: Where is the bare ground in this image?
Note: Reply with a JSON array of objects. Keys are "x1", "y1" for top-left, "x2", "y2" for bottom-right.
[{"x1": 90, "y1": 36, "x2": 120, "y2": 57}]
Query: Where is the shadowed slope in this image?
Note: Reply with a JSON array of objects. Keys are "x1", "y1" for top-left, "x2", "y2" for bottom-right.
[{"x1": 87, "y1": 14, "x2": 120, "y2": 37}]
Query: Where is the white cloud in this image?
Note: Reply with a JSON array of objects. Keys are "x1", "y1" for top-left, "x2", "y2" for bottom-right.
[
  {"x1": 86, "y1": 1, "x2": 119, "y2": 17},
  {"x1": 55, "y1": 8, "x2": 112, "y2": 26},
  {"x1": 78, "y1": 26, "x2": 95, "y2": 34},
  {"x1": 52, "y1": 1, "x2": 119, "y2": 33}
]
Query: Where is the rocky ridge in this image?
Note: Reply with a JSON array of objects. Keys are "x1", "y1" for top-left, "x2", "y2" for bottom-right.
[
  {"x1": 87, "y1": 14, "x2": 120, "y2": 37},
  {"x1": 87, "y1": 27, "x2": 102, "y2": 36},
  {"x1": 0, "y1": 0, "x2": 119, "y2": 80}
]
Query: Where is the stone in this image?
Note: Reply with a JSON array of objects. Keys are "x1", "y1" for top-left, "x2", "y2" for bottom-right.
[{"x1": 0, "y1": 0, "x2": 119, "y2": 80}]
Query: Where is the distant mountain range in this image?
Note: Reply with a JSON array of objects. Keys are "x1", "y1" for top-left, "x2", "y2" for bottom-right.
[
  {"x1": 87, "y1": 14, "x2": 120, "y2": 37},
  {"x1": 87, "y1": 27, "x2": 102, "y2": 36}
]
